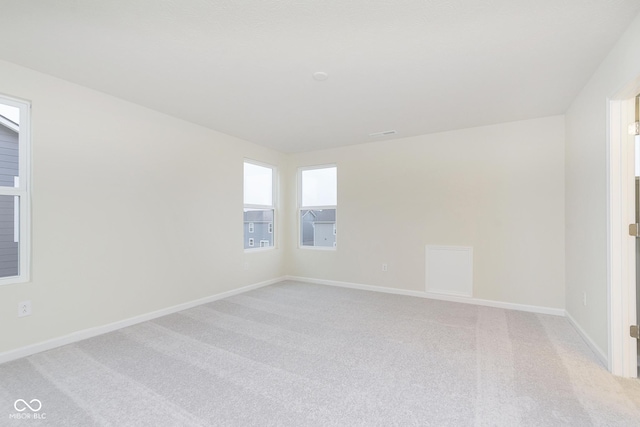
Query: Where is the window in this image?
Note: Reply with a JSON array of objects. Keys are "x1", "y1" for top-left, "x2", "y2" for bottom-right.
[
  {"x1": 0, "y1": 95, "x2": 30, "y2": 285},
  {"x1": 244, "y1": 160, "x2": 275, "y2": 250},
  {"x1": 299, "y1": 165, "x2": 337, "y2": 249}
]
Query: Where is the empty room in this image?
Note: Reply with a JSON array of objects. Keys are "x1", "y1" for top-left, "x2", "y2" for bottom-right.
[{"x1": 2, "y1": 1, "x2": 640, "y2": 425}]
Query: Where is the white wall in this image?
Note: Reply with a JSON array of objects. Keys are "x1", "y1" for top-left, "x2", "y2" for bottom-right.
[
  {"x1": 12, "y1": 10, "x2": 639, "y2": 355},
  {"x1": 0, "y1": 60, "x2": 286, "y2": 354},
  {"x1": 287, "y1": 116, "x2": 566, "y2": 310},
  {"x1": 565, "y1": 13, "x2": 640, "y2": 355}
]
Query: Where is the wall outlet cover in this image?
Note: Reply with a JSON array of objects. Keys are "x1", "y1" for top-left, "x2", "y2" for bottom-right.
[{"x1": 18, "y1": 300, "x2": 32, "y2": 317}]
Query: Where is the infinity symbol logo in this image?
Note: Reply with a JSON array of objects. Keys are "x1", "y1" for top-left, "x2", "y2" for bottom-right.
[{"x1": 14, "y1": 399, "x2": 42, "y2": 412}]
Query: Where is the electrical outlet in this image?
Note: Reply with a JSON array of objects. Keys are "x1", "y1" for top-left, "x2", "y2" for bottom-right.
[
  {"x1": 382, "y1": 263, "x2": 388, "y2": 272},
  {"x1": 583, "y1": 292, "x2": 587, "y2": 307},
  {"x1": 18, "y1": 300, "x2": 31, "y2": 317}
]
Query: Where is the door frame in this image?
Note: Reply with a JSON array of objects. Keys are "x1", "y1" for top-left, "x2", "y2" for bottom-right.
[{"x1": 608, "y1": 77, "x2": 640, "y2": 377}]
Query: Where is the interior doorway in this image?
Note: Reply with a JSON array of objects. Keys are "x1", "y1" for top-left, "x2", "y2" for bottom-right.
[
  {"x1": 635, "y1": 96, "x2": 640, "y2": 376},
  {"x1": 608, "y1": 88, "x2": 639, "y2": 378}
]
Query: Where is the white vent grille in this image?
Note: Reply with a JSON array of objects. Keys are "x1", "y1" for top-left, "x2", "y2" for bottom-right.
[
  {"x1": 425, "y1": 245, "x2": 473, "y2": 297},
  {"x1": 368, "y1": 130, "x2": 397, "y2": 137}
]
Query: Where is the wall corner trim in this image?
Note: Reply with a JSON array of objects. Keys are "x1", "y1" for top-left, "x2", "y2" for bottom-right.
[
  {"x1": 0, "y1": 277, "x2": 285, "y2": 365},
  {"x1": 284, "y1": 275, "x2": 566, "y2": 316},
  {"x1": 565, "y1": 310, "x2": 609, "y2": 368}
]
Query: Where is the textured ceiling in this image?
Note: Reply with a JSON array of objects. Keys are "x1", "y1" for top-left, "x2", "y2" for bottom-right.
[{"x1": 0, "y1": 0, "x2": 639, "y2": 152}]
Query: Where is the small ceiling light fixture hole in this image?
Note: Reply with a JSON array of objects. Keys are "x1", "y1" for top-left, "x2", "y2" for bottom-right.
[{"x1": 312, "y1": 71, "x2": 329, "y2": 81}]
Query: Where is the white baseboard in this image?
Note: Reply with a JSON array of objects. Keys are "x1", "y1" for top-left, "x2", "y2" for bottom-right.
[
  {"x1": 0, "y1": 276, "x2": 285, "y2": 365},
  {"x1": 285, "y1": 275, "x2": 566, "y2": 317},
  {"x1": 565, "y1": 310, "x2": 608, "y2": 367},
  {"x1": 1, "y1": 275, "x2": 577, "y2": 365}
]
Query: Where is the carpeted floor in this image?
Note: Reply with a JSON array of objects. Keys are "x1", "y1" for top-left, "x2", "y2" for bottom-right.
[{"x1": 1, "y1": 280, "x2": 640, "y2": 426}]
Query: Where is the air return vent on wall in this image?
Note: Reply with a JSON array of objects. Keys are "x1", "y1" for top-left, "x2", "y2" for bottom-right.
[{"x1": 425, "y1": 245, "x2": 473, "y2": 297}]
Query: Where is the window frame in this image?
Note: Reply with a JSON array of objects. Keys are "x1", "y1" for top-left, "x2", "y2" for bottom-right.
[
  {"x1": 243, "y1": 159, "x2": 276, "y2": 252},
  {"x1": 298, "y1": 164, "x2": 337, "y2": 250},
  {"x1": 0, "y1": 94, "x2": 31, "y2": 286}
]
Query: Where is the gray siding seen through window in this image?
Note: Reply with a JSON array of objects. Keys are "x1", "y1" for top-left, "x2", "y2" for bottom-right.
[
  {"x1": 0, "y1": 122, "x2": 18, "y2": 277},
  {"x1": 243, "y1": 209, "x2": 273, "y2": 249}
]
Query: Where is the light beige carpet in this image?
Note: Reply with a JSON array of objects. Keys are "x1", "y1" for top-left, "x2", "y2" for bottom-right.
[{"x1": 1, "y1": 280, "x2": 640, "y2": 426}]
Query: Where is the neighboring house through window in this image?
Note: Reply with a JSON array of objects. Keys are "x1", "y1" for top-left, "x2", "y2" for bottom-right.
[
  {"x1": 299, "y1": 165, "x2": 337, "y2": 248},
  {"x1": 0, "y1": 95, "x2": 30, "y2": 285},
  {"x1": 244, "y1": 160, "x2": 275, "y2": 250}
]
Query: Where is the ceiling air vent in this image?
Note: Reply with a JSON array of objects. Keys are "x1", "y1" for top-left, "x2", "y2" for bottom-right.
[{"x1": 369, "y1": 130, "x2": 397, "y2": 137}]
